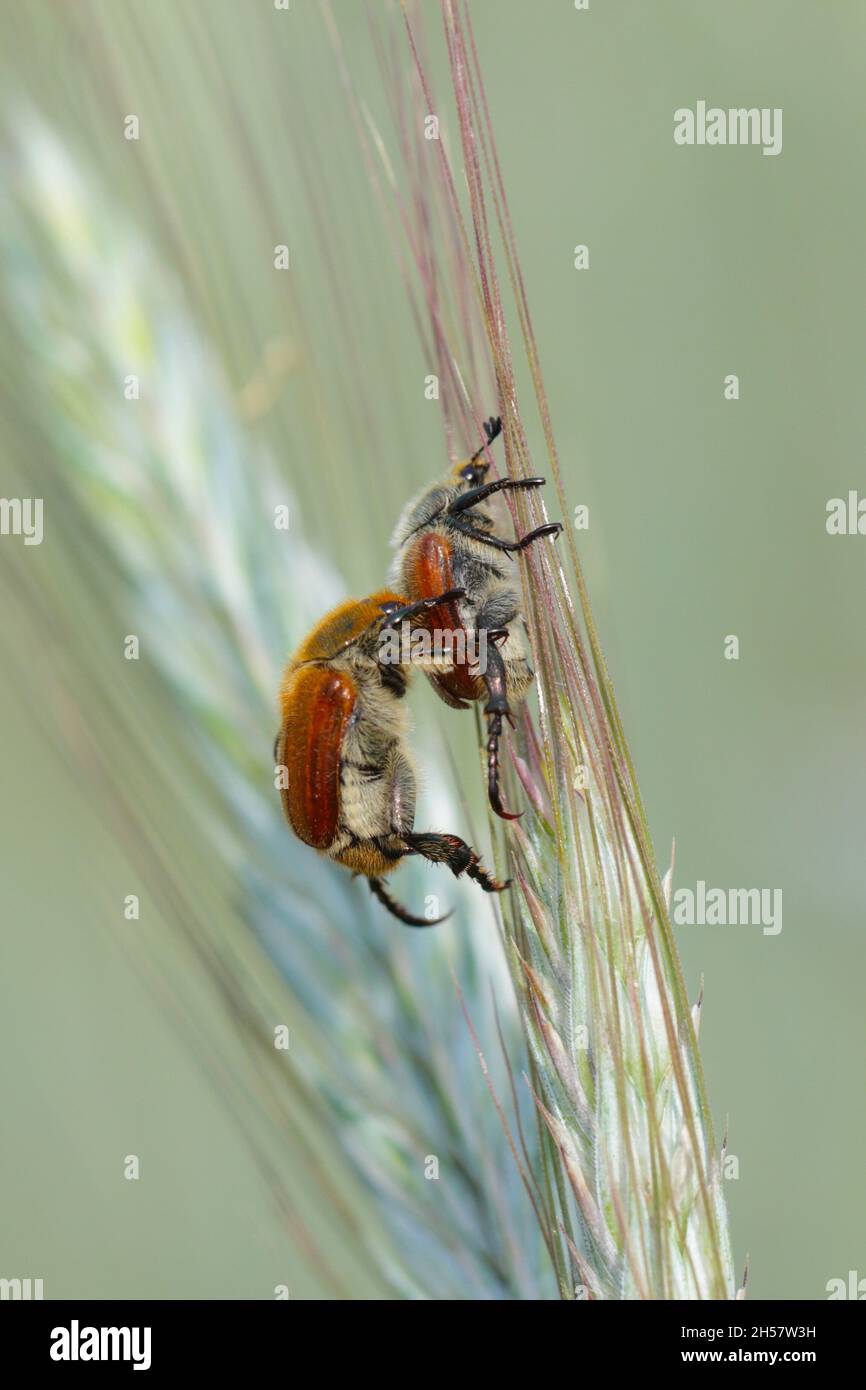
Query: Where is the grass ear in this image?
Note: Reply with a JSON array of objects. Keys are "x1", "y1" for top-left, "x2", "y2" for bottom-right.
[{"x1": 352, "y1": 0, "x2": 738, "y2": 1299}]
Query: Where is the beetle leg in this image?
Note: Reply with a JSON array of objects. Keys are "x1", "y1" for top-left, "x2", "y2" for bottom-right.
[
  {"x1": 514, "y1": 521, "x2": 563, "y2": 551},
  {"x1": 449, "y1": 518, "x2": 520, "y2": 551},
  {"x1": 450, "y1": 516, "x2": 563, "y2": 555},
  {"x1": 368, "y1": 876, "x2": 452, "y2": 928},
  {"x1": 479, "y1": 637, "x2": 522, "y2": 821},
  {"x1": 403, "y1": 831, "x2": 511, "y2": 893},
  {"x1": 448, "y1": 476, "x2": 545, "y2": 515},
  {"x1": 379, "y1": 588, "x2": 465, "y2": 628}
]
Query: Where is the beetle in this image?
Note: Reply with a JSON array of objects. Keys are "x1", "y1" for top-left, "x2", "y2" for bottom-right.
[
  {"x1": 389, "y1": 416, "x2": 562, "y2": 820},
  {"x1": 275, "y1": 588, "x2": 509, "y2": 926}
]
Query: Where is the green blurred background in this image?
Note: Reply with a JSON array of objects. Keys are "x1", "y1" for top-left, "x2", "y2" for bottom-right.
[{"x1": 1, "y1": 0, "x2": 864, "y2": 1299}]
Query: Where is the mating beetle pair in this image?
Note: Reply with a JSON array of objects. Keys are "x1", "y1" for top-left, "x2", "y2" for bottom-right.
[{"x1": 276, "y1": 417, "x2": 562, "y2": 926}]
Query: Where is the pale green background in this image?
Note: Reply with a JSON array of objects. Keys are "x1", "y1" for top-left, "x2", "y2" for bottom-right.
[{"x1": 1, "y1": 0, "x2": 864, "y2": 1299}]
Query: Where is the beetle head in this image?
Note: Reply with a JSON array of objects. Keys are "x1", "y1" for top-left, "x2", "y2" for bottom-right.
[{"x1": 453, "y1": 457, "x2": 490, "y2": 487}]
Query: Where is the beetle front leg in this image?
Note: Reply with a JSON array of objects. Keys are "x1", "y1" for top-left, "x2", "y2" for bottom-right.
[
  {"x1": 448, "y1": 475, "x2": 545, "y2": 515},
  {"x1": 379, "y1": 588, "x2": 465, "y2": 627}
]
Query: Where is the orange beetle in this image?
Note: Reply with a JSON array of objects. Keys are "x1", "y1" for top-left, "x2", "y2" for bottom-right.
[
  {"x1": 275, "y1": 589, "x2": 508, "y2": 926},
  {"x1": 389, "y1": 417, "x2": 562, "y2": 819}
]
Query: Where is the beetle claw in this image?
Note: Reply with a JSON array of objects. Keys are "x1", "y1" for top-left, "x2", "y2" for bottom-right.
[{"x1": 486, "y1": 708, "x2": 522, "y2": 821}]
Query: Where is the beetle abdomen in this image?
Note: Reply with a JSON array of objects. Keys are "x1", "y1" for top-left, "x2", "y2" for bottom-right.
[{"x1": 279, "y1": 666, "x2": 356, "y2": 849}]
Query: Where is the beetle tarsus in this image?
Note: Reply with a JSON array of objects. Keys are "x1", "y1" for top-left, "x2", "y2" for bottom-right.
[
  {"x1": 485, "y1": 710, "x2": 521, "y2": 821},
  {"x1": 515, "y1": 521, "x2": 563, "y2": 551},
  {"x1": 466, "y1": 853, "x2": 512, "y2": 894},
  {"x1": 403, "y1": 831, "x2": 510, "y2": 893},
  {"x1": 481, "y1": 638, "x2": 522, "y2": 820},
  {"x1": 368, "y1": 876, "x2": 451, "y2": 928},
  {"x1": 379, "y1": 588, "x2": 465, "y2": 628},
  {"x1": 450, "y1": 517, "x2": 563, "y2": 556},
  {"x1": 448, "y1": 475, "x2": 545, "y2": 516}
]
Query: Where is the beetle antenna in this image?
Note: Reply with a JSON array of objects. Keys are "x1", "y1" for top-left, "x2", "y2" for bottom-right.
[
  {"x1": 368, "y1": 877, "x2": 452, "y2": 928},
  {"x1": 468, "y1": 414, "x2": 502, "y2": 463}
]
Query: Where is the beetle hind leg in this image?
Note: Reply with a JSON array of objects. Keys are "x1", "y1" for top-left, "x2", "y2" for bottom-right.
[
  {"x1": 368, "y1": 876, "x2": 451, "y2": 928},
  {"x1": 403, "y1": 831, "x2": 510, "y2": 894},
  {"x1": 479, "y1": 636, "x2": 522, "y2": 821},
  {"x1": 485, "y1": 710, "x2": 520, "y2": 822}
]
